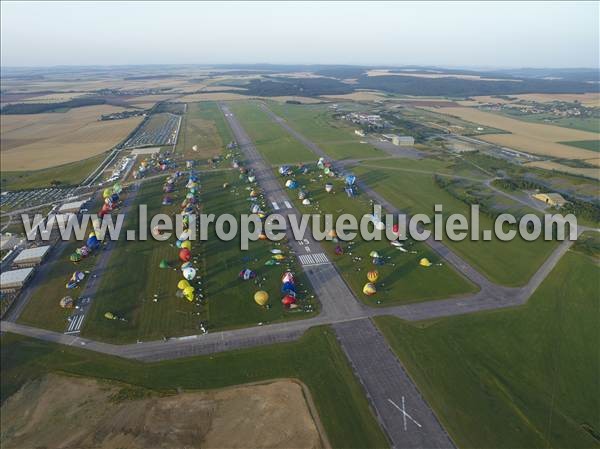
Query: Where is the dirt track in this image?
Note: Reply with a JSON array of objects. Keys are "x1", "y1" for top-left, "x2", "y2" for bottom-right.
[{"x1": 1, "y1": 374, "x2": 325, "y2": 449}]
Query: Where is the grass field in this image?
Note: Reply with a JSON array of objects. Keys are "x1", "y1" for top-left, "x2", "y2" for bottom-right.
[
  {"x1": 227, "y1": 101, "x2": 316, "y2": 164},
  {"x1": 0, "y1": 326, "x2": 389, "y2": 449},
  {"x1": 1, "y1": 152, "x2": 108, "y2": 191},
  {"x1": 175, "y1": 101, "x2": 233, "y2": 159},
  {"x1": 560, "y1": 140, "x2": 600, "y2": 152},
  {"x1": 375, "y1": 246, "x2": 599, "y2": 449},
  {"x1": 1, "y1": 105, "x2": 143, "y2": 170},
  {"x1": 425, "y1": 106, "x2": 599, "y2": 162},
  {"x1": 276, "y1": 168, "x2": 477, "y2": 305},
  {"x1": 266, "y1": 101, "x2": 385, "y2": 159},
  {"x1": 81, "y1": 171, "x2": 317, "y2": 344},
  {"x1": 353, "y1": 159, "x2": 559, "y2": 286}
]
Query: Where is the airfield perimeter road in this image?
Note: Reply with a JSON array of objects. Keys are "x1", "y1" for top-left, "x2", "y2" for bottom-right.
[{"x1": 1, "y1": 102, "x2": 594, "y2": 449}]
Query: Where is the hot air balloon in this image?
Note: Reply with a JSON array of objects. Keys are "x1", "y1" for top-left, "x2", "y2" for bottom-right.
[
  {"x1": 181, "y1": 240, "x2": 192, "y2": 250},
  {"x1": 104, "y1": 312, "x2": 117, "y2": 320},
  {"x1": 281, "y1": 281, "x2": 296, "y2": 294},
  {"x1": 254, "y1": 291, "x2": 269, "y2": 306},
  {"x1": 325, "y1": 183, "x2": 333, "y2": 193},
  {"x1": 113, "y1": 182, "x2": 122, "y2": 194},
  {"x1": 345, "y1": 175, "x2": 356, "y2": 186},
  {"x1": 69, "y1": 253, "x2": 82, "y2": 263},
  {"x1": 302, "y1": 199, "x2": 311, "y2": 205},
  {"x1": 281, "y1": 295, "x2": 296, "y2": 306},
  {"x1": 178, "y1": 279, "x2": 191, "y2": 290},
  {"x1": 159, "y1": 259, "x2": 170, "y2": 269},
  {"x1": 59, "y1": 296, "x2": 74, "y2": 308},
  {"x1": 419, "y1": 258, "x2": 433, "y2": 267},
  {"x1": 363, "y1": 283, "x2": 377, "y2": 296},
  {"x1": 335, "y1": 245, "x2": 343, "y2": 255},
  {"x1": 367, "y1": 270, "x2": 379, "y2": 282},
  {"x1": 369, "y1": 250, "x2": 380, "y2": 258},
  {"x1": 183, "y1": 266, "x2": 197, "y2": 281},
  {"x1": 281, "y1": 272, "x2": 295, "y2": 284},
  {"x1": 239, "y1": 268, "x2": 256, "y2": 281},
  {"x1": 181, "y1": 262, "x2": 193, "y2": 270},
  {"x1": 102, "y1": 188, "x2": 112, "y2": 199},
  {"x1": 179, "y1": 248, "x2": 191, "y2": 262},
  {"x1": 258, "y1": 233, "x2": 268, "y2": 241}
]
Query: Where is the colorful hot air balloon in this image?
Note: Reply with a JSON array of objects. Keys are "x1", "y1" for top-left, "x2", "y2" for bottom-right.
[
  {"x1": 325, "y1": 183, "x2": 333, "y2": 193},
  {"x1": 183, "y1": 266, "x2": 197, "y2": 281},
  {"x1": 181, "y1": 240, "x2": 192, "y2": 250},
  {"x1": 367, "y1": 270, "x2": 379, "y2": 282},
  {"x1": 179, "y1": 248, "x2": 191, "y2": 262},
  {"x1": 178, "y1": 279, "x2": 191, "y2": 290},
  {"x1": 281, "y1": 295, "x2": 296, "y2": 306},
  {"x1": 419, "y1": 258, "x2": 433, "y2": 267},
  {"x1": 363, "y1": 283, "x2": 377, "y2": 296},
  {"x1": 254, "y1": 291, "x2": 269, "y2": 306}
]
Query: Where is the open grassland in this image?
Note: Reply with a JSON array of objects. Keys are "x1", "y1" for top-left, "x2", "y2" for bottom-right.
[
  {"x1": 560, "y1": 140, "x2": 600, "y2": 152},
  {"x1": 375, "y1": 247, "x2": 599, "y2": 449},
  {"x1": 1, "y1": 152, "x2": 108, "y2": 191},
  {"x1": 178, "y1": 92, "x2": 254, "y2": 102},
  {"x1": 81, "y1": 172, "x2": 316, "y2": 344},
  {"x1": 353, "y1": 159, "x2": 559, "y2": 286},
  {"x1": 320, "y1": 91, "x2": 389, "y2": 102},
  {"x1": 512, "y1": 92, "x2": 600, "y2": 107},
  {"x1": 365, "y1": 69, "x2": 520, "y2": 82},
  {"x1": 424, "y1": 106, "x2": 599, "y2": 161},
  {"x1": 175, "y1": 102, "x2": 233, "y2": 160},
  {"x1": 266, "y1": 101, "x2": 385, "y2": 160},
  {"x1": 1, "y1": 105, "x2": 143, "y2": 170},
  {"x1": 228, "y1": 101, "x2": 315, "y2": 163},
  {"x1": 278, "y1": 169, "x2": 477, "y2": 305},
  {"x1": 0, "y1": 326, "x2": 389, "y2": 449}
]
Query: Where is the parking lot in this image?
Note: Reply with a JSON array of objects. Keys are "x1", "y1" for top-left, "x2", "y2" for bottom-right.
[
  {"x1": 122, "y1": 113, "x2": 181, "y2": 149},
  {"x1": 1, "y1": 187, "x2": 79, "y2": 211}
]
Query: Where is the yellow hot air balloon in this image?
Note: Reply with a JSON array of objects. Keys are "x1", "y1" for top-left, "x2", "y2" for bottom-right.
[
  {"x1": 273, "y1": 254, "x2": 285, "y2": 261},
  {"x1": 178, "y1": 279, "x2": 191, "y2": 290},
  {"x1": 181, "y1": 240, "x2": 192, "y2": 250},
  {"x1": 363, "y1": 282, "x2": 377, "y2": 296},
  {"x1": 419, "y1": 258, "x2": 432, "y2": 267},
  {"x1": 88, "y1": 231, "x2": 96, "y2": 238},
  {"x1": 102, "y1": 188, "x2": 112, "y2": 199},
  {"x1": 367, "y1": 270, "x2": 379, "y2": 282},
  {"x1": 183, "y1": 286, "x2": 195, "y2": 301},
  {"x1": 254, "y1": 290, "x2": 269, "y2": 306}
]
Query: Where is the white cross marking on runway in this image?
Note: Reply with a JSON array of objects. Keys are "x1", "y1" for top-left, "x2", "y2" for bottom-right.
[
  {"x1": 388, "y1": 397, "x2": 422, "y2": 430},
  {"x1": 271, "y1": 201, "x2": 280, "y2": 210}
]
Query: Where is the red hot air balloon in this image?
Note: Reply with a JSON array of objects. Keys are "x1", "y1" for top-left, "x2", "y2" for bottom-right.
[{"x1": 179, "y1": 248, "x2": 192, "y2": 262}]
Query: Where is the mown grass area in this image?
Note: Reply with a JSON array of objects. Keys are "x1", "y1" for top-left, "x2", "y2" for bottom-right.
[
  {"x1": 81, "y1": 171, "x2": 317, "y2": 344},
  {"x1": 0, "y1": 326, "x2": 389, "y2": 449},
  {"x1": 559, "y1": 140, "x2": 600, "y2": 152},
  {"x1": 227, "y1": 101, "x2": 315, "y2": 164},
  {"x1": 375, "y1": 248, "x2": 599, "y2": 449},
  {"x1": 277, "y1": 168, "x2": 477, "y2": 305},
  {"x1": 266, "y1": 101, "x2": 384, "y2": 160},
  {"x1": 175, "y1": 101, "x2": 233, "y2": 160},
  {"x1": 353, "y1": 160, "x2": 559, "y2": 286},
  {"x1": 0, "y1": 152, "x2": 108, "y2": 191}
]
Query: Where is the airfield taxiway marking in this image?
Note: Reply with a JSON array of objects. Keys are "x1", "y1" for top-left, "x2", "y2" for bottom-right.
[
  {"x1": 271, "y1": 201, "x2": 280, "y2": 210},
  {"x1": 284, "y1": 200, "x2": 292, "y2": 209},
  {"x1": 388, "y1": 397, "x2": 422, "y2": 430},
  {"x1": 299, "y1": 253, "x2": 329, "y2": 266}
]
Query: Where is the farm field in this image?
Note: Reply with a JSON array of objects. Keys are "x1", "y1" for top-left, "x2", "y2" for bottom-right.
[
  {"x1": 423, "y1": 106, "x2": 599, "y2": 162},
  {"x1": 523, "y1": 160, "x2": 600, "y2": 181},
  {"x1": 374, "y1": 245, "x2": 599, "y2": 449},
  {"x1": 81, "y1": 171, "x2": 317, "y2": 344},
  {"x1": 266, "y1": 101, "x2": 385, "y2": 160},
  {"x1": 175, "y1": 101, "x2": 233, "y2": 159},
  {"x1": 1, "y1": 375, "x2": 325, "y2": 449},
  {"x1": 228, "y1": 101, "x2": 316, "y2": 164},
  {"x1": 0, "y1": 105, "x2": 143, "y2": 170},
  {"x1": 276, "y1": 168, "x2": 477, "y2": 305},
  {"x1": 1, "y1": 152, "x2": 108, "y2": 191},
  {"x1": 0, "y1": 326, "x2": 389, "y2": 449},
  {"x1": 560, "y1": 140, "x2": 600, "y2": 152},
  {"x1": 353, "y1": 159, "x2": 559, "y2": 286}
]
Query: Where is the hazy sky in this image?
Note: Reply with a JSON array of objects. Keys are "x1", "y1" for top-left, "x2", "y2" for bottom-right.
[{"x1": 1, "y1": 1, "x2": 598, "y2": 68}]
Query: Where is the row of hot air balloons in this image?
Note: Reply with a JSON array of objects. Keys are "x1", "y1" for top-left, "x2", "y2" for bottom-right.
[
  {"x1": 281, "y1": 271, "x2": 298, "y2": 308},
  {"x1": 69, "y1": 231, "x2": 101, "y2": 263},
  {"x1": 363, "y1": 269, "x2": 379, "y2": 296},
  {"x1": 133, "y1": 154, "x2": 173, "y2": 180},
  {"x1": 65, "y1": 271, "x2": 85, "y2": 289}
]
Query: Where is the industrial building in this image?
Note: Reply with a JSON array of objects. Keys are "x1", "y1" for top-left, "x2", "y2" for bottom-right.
[
  {"x1": 0, "y1": 233, "x2": 22, "y2": 251},
  {"x1": 391, "y1": 135, "x2": 415, "y2": 146},
  {"x1": 532, "y1": 193, "x2": 568, "y2": 208},
  {"x1": 12, "y1": 245, "x2": 51, "y2": 268},
  {"x1": 0, "y1": 267, "x2": 34, "y2": 293}
]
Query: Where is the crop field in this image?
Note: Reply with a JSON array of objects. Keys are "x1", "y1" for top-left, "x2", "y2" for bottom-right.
[
  {"x1": 353, "y1": 159, "x2": 559, "y2": 286},
  {"x1": 276, "y1": 169, "x2": 477, "y2": 305},
  {"x1": 524, "y1": 160, "x2": 600, "y2": 181},
  {"x1": 266, "y1": 101, "x2": 385, "y2": 159},
  {"x1": 375, "y1": 246, "x2": 599, "y2": 449},
  {"x1": 175, "y1": 102, "x2": 233, "y2": 159},
  {"x1": 228, "y1": 101, "x2": 316, "y2": 164},
  {"x1": 81, "y1": 171, "x2": 317, "y2": 344},
  {"x1": 1, "y1": 152, "x2": 108, "y2": 191},
  {"x1": 0, "y1": 105, "x2": 143, "y2": 170},
  {"x1": 122, "y1": 112, "x2": 181, "y2": 149},
  {"x1": 424, "y1": 106, "x2": 599, "y2": 162},
  {"x1": 560, "y1": 140, "x2": 600, "y2": 152},
  {"x1": 1, "y1": 327, "x2": 389, "y2": 449}
]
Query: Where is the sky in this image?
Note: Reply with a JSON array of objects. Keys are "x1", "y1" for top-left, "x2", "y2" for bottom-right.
[{"x1": 1, "y1": 1, "x2": 598, "y2": 68}]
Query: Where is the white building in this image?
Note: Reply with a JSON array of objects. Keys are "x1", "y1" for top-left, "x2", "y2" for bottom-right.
[
  {"x1": 0, "y1": 267, "x2": 34, "y2": 292},
  {"x1": 58, "y1": 199, "x2": 89, "y2": 214},
  {"x1": 13, "y1": 245, "x2": 51, "y2": 268},
  {"x1": 392, "y1": 135, "x2": 415, "y2": 146},
  {"x1": 0, "y1": 233, "x2": 22, "y2": 251}
]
